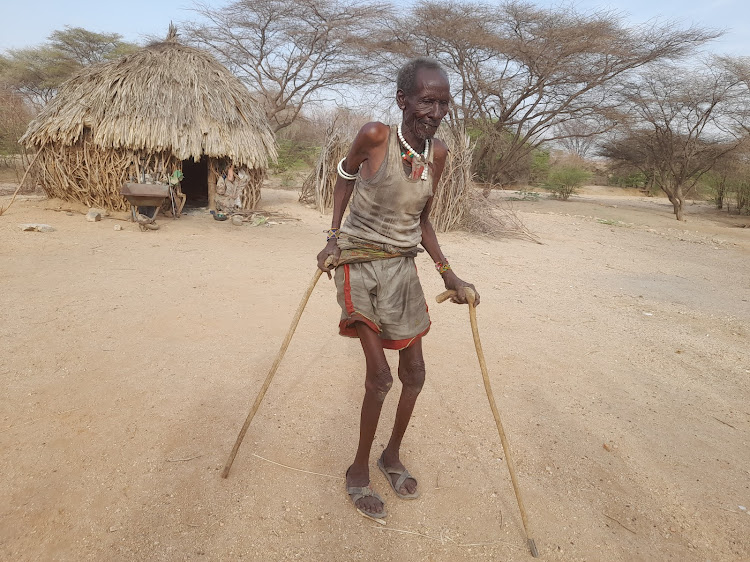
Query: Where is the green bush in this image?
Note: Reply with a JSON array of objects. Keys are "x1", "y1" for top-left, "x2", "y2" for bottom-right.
[
  {"x1": 272, "y1": 139, "x2": 319, "y2": 173},
  {"x1": 529, "y1": 149, "x2": 550, "y2": 186},
  {"x1": 543, "y1": 166, "x2": 591, "y2": 200}
]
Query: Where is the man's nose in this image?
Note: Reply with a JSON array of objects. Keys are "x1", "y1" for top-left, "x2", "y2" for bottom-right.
[{"x1": 428, "y1": 101, "x2": 447, "y2": 119}]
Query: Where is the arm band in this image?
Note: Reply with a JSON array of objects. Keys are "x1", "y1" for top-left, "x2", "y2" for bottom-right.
[{"x1": 337, "y1": 158, "x2": 358, "y2": 181}]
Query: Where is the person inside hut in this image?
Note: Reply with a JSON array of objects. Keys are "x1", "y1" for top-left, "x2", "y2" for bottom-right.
[{"x1": 316, "y1": 57, "x2": 479, "y2": 519}]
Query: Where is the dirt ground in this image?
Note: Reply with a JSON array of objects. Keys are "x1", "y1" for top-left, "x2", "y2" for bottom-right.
[{"x1": 1, "y1": 185, "x2": 748, "y2": 561}]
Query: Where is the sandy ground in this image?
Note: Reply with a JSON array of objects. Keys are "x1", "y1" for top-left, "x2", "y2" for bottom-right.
[{"x1": 1, "y1": 186, "x2": 749, "y2": 561}]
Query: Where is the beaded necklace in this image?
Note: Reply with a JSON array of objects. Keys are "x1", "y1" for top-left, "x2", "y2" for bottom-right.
[{"x1": 397, "y1": 123, "x2": 429, "y2": 181}]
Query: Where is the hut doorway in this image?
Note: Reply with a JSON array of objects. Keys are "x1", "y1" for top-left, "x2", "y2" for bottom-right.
[{"x1": 181, "y1": 156, "x2": 209, "y2": 207}]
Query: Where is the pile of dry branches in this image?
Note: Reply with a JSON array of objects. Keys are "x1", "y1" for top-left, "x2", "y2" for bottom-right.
[
  {"x1": 429, "y1": 125, "x2": 472, "y2": 232},
  {"x1": 434, "y1": 125, "x2": 538, "y2": 242},
  {"x1": 299, "y1": 126, "x2": 351, "y2": 213}
]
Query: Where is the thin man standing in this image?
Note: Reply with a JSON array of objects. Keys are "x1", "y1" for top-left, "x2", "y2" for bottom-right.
[{"x1": 317, "y1": 57, "x2": 479, "y2": 518}]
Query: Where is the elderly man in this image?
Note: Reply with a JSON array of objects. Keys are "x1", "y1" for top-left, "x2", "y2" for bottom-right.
[{"x1": 317, "y1": 58, "x2": 479, "y2": 518}]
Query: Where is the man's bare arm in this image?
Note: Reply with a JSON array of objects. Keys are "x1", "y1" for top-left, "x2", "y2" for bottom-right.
[
  {"x1": 317, "y1": 122, "x2": 389, "y2": 273},
  {"x1": 419, "y1": 140, "x2": 480, "y2": 305}
]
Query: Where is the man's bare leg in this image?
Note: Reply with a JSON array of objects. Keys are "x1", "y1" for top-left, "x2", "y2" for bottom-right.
[
  {"x1": 381, "y1": 339, "x2": 425, "y2": 496},
  {"x1": 346, "y1": 322, "x2": 392, "y2": 515}
]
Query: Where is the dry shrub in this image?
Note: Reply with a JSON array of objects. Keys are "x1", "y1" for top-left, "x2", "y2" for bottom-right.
[
  {"x1": 461, "y1": 188, "x2": 540, "y2": 243},
  {"x1": 434, "y1": 125, "x2": 538, "y2": 242}
]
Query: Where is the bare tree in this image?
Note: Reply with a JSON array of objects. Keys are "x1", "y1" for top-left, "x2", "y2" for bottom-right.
[
  {"x1": 186, "y1": 0, "x2": 389, "y2": 133},
  {"x1": 0, "y1": 86, "x2": 32, "y2": 154},
  {"x1": 378, "y1": 1, "x2": 720, "y2": 184},
  {"x1": 554, "y1": 120, "x2": 603, "y2": 159},
  {"x1": 600, "y1": 62, "x2": 747, "y2": 221},
  {"x1": 721, "y1": 56, "x2": 750, "y2": 134}
]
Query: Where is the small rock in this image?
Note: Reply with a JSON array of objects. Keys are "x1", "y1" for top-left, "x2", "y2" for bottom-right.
[
  {"x1": 19, "y1": 223, "x2": 55, "y2": 233},
  {"x1": 145, "y1": 223, "x2": 159, "y2": 230},
  {"x1": 66, "y1": 211, "x2": 73, "y2": 216},
  {"x1": 114, "y1": 224, "x2": 123, "y2": 231},
  {"x1": 231, "y1": 215, "x2": 243, "y2": 226},
  {"x1": 86, "y1": 209, "x2": 102, "y2": 222}
]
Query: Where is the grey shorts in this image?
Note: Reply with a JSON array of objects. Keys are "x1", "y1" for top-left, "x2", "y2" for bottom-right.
[{"x1": 334, "y1": 257, "x2": 430, "y2": 350}]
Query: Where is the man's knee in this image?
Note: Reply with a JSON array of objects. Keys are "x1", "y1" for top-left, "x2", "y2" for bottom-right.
[
  {"x1": 365, "y1": 363, "x2": 393, "y2": 401},
  {"x1": 399, "y1": 358, "x2": 426, "y2": 393}
]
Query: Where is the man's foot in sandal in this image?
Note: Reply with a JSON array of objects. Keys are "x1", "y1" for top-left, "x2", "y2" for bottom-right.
[
  {"x1": 378, "y1": 450, "x2": 419, "y2": 499},
  {"x1": 346, "y1": 465, "x2": 386, "y2": 518}
]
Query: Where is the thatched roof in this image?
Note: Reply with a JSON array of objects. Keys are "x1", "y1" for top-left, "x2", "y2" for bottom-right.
[{"x1": 20, "y1": 29, "x2": 277, "y2": 168}]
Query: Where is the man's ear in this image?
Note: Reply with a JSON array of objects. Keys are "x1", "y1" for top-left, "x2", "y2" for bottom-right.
[{"x1": 396, "y1": 89, "x2": 406, "y2": 110}]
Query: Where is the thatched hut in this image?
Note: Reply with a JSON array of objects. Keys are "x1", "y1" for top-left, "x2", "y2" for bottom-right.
[{"x1": 20, "y1": 27, "x2": 277, "y2": 212}]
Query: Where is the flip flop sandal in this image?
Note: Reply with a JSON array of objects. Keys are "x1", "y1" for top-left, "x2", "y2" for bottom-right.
[
  {"x1": 346, "y1": 484, "x2": 387, "y2": 519},
  {"x1": 377, "y1": 453, "x2": 420, "y2": 500},
  {"x1": 346, "y1": 467, "x2": 386, "y2": 519}
]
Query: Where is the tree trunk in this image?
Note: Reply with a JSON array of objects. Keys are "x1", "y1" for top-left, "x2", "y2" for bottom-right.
[{"x1": 672, "y1": 184, "x2": 685, "y2": 221}]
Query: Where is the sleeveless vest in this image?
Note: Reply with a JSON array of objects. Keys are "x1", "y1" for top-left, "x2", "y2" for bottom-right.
[{"x1": 340, "y1": 125, "x2": 434, "y2": 248}]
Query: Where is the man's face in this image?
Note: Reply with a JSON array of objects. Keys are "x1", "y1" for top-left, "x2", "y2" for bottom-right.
[{"x1": 398, "y1": 68, "x2": 450, "y2": 143}]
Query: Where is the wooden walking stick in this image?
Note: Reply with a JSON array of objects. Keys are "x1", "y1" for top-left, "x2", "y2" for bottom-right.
[
  {"x1": 437, "y1": 288, "x2": 540, "y2": 558},
  {"x1": 222, "y1": 260, "x2": 331, "y2": 479}
]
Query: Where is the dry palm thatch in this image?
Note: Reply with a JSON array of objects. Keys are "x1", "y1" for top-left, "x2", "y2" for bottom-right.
[
  {"x1": 20, "y1": 26, "x2": 277, "y2": 212},
  {"x1": 300, "y1": 125, "x2": 352, "y2": 213}
]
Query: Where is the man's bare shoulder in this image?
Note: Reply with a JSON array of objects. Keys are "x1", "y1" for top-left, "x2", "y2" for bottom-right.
[
  {"x1": 354, "y1": 122, "x2": 390, "y2": 147},
  {"x1": 432, "y1": 137, "x2": 449, "y2": 161}
]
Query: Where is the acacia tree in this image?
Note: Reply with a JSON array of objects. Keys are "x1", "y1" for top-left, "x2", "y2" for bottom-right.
[
  {"x1": 600, "y1": 62, "x2": 746, "y2": 221},
  {"x1": 48, "y1": 27, "x2": 138, "y2": 66},
  {"x1": 0, "y1": 27, "x2": 138, "y2": 110},
  {"x1": 0, "y1": 47, "x2": 78, "y2": 109},
  {"x1": 187, "y1": 0, "x2": 389, "y2": 132},
  {"x1": 378, "y1": 1, "x2": 720, "y2": 184}
]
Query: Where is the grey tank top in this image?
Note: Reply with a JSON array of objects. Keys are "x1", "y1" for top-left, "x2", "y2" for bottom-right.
[{"x1": 341, "y1": 125, "x2": 434, "y2": 248}]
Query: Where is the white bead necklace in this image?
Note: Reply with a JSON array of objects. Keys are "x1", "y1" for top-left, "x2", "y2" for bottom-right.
[{"x1": 397, "y1": 123, "x2": 429, "y2": 180}]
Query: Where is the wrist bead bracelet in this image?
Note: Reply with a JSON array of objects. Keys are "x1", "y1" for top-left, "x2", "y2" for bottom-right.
[
  {"x1": 435, "y1": 260, "x2": 452, "y2": 275},
  {"x1": 326, "y1": 228, "x2": 340, "y2": 241}
]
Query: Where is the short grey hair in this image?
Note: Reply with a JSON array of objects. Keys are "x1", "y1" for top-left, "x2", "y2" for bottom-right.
[{"x1": 397, "y1": 58, "x2": 448, "y2": 96}]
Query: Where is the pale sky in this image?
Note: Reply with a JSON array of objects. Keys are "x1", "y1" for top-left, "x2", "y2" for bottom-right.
[{"x1": 1, "y1": 0, "x2": 748, "y2": 55}]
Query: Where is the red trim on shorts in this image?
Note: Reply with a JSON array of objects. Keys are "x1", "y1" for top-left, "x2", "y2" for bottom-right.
[
  {"x1": 381, "y1": 323, "x2": 431, "y2": 350},
  {"x1": 339, "y1": 315, "x2": 380, "y2": 338},
  {"x1": 338, "y1": 261, "x2": 431, "y2": 350}
]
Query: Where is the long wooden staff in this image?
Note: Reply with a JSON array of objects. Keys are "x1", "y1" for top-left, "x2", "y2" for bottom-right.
[
  {"x1": 222, "y1": 263, "x2": 328, "y2": 478},
  {"x1": 437, "y1": 287, "x2": 539, "y2": 558}
]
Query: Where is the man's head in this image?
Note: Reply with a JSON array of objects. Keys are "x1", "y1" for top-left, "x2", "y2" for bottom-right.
[{"x1": 396, "y1": 58, "x2": 450, "y2": 143}]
